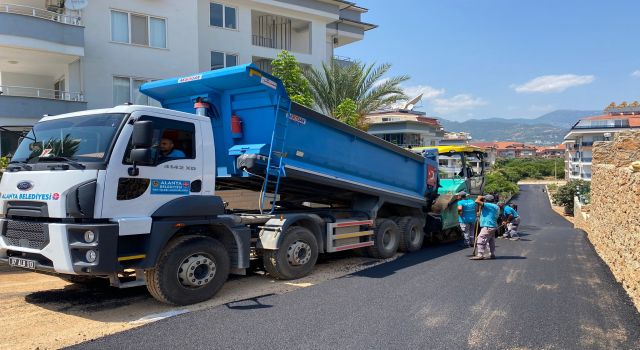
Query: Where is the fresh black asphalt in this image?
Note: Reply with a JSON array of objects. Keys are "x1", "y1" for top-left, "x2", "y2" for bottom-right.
[{"x1": 71, "y1": 185, "x2": 640, "y2": 349}]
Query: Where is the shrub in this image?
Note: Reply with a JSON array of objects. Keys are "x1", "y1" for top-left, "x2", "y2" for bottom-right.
[{"x1": 552, "y1": 179, "x2": 590, "y2": 214}]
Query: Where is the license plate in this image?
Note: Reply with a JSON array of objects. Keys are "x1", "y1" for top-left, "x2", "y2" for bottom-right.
[{"x1": 8, "y1": 257, "x2": 36, "y2": 269}]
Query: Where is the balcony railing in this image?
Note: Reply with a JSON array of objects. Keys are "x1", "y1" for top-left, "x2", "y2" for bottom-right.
[
  {"x1": 572, "y1": 124, "x2": 629, "y2": 130},
  {"x1": 252, "y1": 35, "x2": 290, "y2": 51},
  {"x1": 0, "y1": 85, "x2": 84, "y2": 101},
  {"x1": 0, "y1": 3, "x2": 82, "y2": 25}
]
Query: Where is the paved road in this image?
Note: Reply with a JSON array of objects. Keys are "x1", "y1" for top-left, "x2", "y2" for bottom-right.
[{"x1": 72, "y1": 185, "x2": 640, "y2": 350}]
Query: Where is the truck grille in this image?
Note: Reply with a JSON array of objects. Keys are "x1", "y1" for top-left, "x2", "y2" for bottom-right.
[{"x1": 2, "y1": 220, "x2": 49, "y2": 249}]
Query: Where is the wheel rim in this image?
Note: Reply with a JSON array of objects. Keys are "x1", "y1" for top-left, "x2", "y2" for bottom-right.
[
  {"x1": 287, "y1": 240, "x2": 311, "y2": 266},
  {"x1": 177, "y1": 253, "x2": 216, "y2": 288},
  {"x1": 410, "y1": 226, "x2": 420, "y2": 245},
  {"x1": 382, "y1": 228, "x2": 397, "y2": 250}
]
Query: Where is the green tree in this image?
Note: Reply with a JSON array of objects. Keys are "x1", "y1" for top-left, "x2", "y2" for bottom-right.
[
  {"x1": 304, "y1": 61, "x2": 409, "y2": 126},
  {"x1": 334, "y1": 98, "x2": 360, "y2": 128},
  {"x1": 270, "y1": 51, "x2": 313, "y2": 107},
  {"x1": 484, "y1": 172, "x2": 520, "y2": 199}
]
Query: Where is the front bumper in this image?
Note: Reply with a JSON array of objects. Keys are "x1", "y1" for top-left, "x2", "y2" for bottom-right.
[{"x1": 0, "y1": 219, "x2": 119, "y2": 275}]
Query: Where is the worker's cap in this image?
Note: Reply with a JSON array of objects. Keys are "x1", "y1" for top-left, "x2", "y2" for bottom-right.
[
  {"x1": 456, "y1": 191, "x2": 468, "y2": 197},
  {"x1": 484, "y1": 194, "x2": 495, "y2": 202}
]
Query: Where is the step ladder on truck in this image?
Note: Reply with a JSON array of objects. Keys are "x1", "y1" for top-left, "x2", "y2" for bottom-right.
[{"x1": 0, "y1": 64, "x2": 439, "y2": 305}]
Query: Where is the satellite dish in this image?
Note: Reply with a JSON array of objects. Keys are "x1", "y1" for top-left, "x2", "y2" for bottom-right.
[
  {"x1": 65, "y1": 0, "x2": 88, "y2": 10},
  {"x1": 403, "y1": 93, "x2": 423, "y2": 110}
]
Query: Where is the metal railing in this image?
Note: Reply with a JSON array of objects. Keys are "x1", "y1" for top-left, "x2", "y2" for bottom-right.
[
  {"x1": 252, "y1": 35, "x2": 291, "y2": 51},
  {"x1": 572, "y1": 124, "x2": 629, "y2": 129},
  {"x1": 0, "y1": 85, "x2": 84, "y2": 101},
  {"x1": 0, "y1": 3, "x2": 82, "y2": 25}
]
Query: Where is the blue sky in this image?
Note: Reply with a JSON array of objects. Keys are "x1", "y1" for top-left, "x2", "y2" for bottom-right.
[{"x1": 334, "y1": 0, "x2": 640, "y2": 121}]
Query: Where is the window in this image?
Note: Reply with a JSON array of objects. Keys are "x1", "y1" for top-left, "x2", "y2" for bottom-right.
[
  {"x1": 113, "y1": 76, "x2": 161, "y2": 106},
  {"x1": 123, "y1": 116, "x2": 196, "y2": 166},
  {"x1": 211, "y1": 51, "x2": 238, "y2": 70},
  {"x1": 110, "y1": 10, "x2": 167, "y2": 48},
  {"x1": 210, "y1": 2, "x2": 237, "y2": 29}
]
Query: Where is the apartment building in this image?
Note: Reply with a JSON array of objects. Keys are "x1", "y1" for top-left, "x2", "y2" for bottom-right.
[
  {"x1": 439, "y1": 131, "x2": 472, "y2": 146},
  {"x1": 563, "y1": 103, "x2": 640, "y2": 181},
  {"x1": 366, "y1": 109, "x2": 445, "y2": 148},
  {"x1": 0, "y1": 0, "x2": 374, "y2": 155}
]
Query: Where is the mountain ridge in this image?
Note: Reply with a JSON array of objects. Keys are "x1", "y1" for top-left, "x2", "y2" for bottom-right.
[{"x1": 437, "y1": 109, "x2": 601, "y2": 144}]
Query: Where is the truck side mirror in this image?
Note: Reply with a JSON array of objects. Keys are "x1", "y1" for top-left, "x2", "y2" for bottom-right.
[
  {"x1": 132, "y1": 120, "x2": 153, "y2": 148},
  {"x1": 130, "y1": 148, "x2": 153, "y2": 164}
]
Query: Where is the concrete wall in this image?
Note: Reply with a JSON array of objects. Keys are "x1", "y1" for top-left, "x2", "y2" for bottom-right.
[
  {"x1": 197, "y1": 0, "x2": 333, "y2": 72},
  {"x1": 82, "y1": 0, "x2": 199, "y2": 109},
  {"x1": 577, "y1": 130, "x2": 640, "y2": 311},
  {"x1": 0, "y1": 71, "x2": 53, "y2": 89},
  {"x1": 0, "y1": 12, "x2": 84, "y2": 48},
  {"x1": 0, "y1": 95, "x2": 86, "y2": 121}
]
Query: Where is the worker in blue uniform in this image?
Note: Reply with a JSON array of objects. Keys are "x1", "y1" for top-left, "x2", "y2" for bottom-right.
[
  {"x1": 470, "y1": 194, "x2": 500, "y2": 260},
  {"x1": 456, "y1": 191, "x2": 477, "y2": 248}
]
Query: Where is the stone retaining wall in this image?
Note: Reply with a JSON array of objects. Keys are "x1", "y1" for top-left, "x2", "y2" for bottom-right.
[{"x1": 582, "y1": 130, "x2": 640, "y2": 310}]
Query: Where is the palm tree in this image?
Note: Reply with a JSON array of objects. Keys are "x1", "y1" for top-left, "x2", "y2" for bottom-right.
[{"x1": 304, "y1": 61, "x2": 409, "y2": 120}]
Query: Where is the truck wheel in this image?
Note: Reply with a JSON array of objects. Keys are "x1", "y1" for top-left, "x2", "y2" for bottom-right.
[
  {"x1": 397, "y1": 217, "x2": 424, "y2": 252},
  {"x1": 263, "y1": 226, "x2": 318, "y2": 280},
  {"x1": 145, "y1": 236, "x2": 229, "y2": 305},
  {"x1": 367, "y1": 219, "x2": 400, "y2": 259}
]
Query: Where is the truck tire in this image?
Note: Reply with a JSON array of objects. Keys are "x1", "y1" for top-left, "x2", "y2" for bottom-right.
[
  {"x1": 367, "y1": 219, "x2": 400, "y2": 259},
  {"x1": 263, "y1": 226, "x2": 318, "y2": 280},
  {"x1": 145, "y1": 235, "x2": 230, "y2": 305},
  {"x1": 397, "y1": 217, "x2": 424, "y2": 252}
]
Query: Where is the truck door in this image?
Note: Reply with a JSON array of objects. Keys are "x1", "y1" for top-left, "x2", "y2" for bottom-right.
[{"x1": 101, "y1": 113, "x2": 203, "y2": 219}]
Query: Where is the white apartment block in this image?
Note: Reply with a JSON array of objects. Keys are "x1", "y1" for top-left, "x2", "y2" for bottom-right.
[
  {"x1": 563, "y1": 108, "x2": 640, "y2": 181},
  {"x1": 0, "y1": 0, "x2": 375, "y2": 155}
]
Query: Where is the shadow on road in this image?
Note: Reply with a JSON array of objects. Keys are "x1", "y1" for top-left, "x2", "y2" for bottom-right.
[
  {"x1": 24, "y1": 283, "x2": 151, "y2": 314},
  {"x1": 352, "y1": 242, "x2": 465, "y2": 279},
  {"x1": 225, "y1": 294, "x2": 275, "y2": 311}
]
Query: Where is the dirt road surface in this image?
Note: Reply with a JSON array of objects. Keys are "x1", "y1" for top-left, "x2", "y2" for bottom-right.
[{"x1": 0, "y1": 253, "x2": 396, "y2": 350}]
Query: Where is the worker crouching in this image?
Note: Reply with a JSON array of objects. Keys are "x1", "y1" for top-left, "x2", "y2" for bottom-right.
[{"x1": 470, "y1": 194, "x2": 500, "y2": 260}]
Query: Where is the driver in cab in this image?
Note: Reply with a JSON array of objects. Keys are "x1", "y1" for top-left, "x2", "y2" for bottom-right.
[{"x1": 159, "y1": 138, "x2": 185, "y2": 160}]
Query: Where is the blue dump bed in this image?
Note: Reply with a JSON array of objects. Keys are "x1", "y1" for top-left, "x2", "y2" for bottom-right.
[{"x1": 141, "y1": 65, "x2": 437, "y2": 208}]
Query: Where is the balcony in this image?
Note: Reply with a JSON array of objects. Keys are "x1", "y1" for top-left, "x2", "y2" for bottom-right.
[
  {"x1": 0, "y1": 3, "x2": 84, "y2": 56},
  {"x1": 1, "y1": 3, "x2": 82, "y2": 25},
  {"x1": 0, "y1": 85, "x2": 86, "y2": 123},
  {"x1": 0, "y1": 85, "x2": 83, "y2": 101},
  {"x1": 251, "y1": 11, "x2": 311, "y2": 54}
]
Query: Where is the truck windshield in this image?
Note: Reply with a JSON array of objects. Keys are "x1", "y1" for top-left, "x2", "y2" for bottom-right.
[{"x1": 11, "y1": 113, "x2": 126, "y2": 163}]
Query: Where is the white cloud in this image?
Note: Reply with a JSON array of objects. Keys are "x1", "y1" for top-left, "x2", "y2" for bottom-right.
[
  {"x1": 512, "y1": 74, "x2": 595, "y2": 93},
  {"x1": 392, "y1": 84, "x2": 485, "y2": 116},
  {"x1": 401, "y1": 84, "x2": 445, "y2": 100},
  {"x1": 631, "y1": 70, "x2": 640, "y2": 78},
  {"x1": 431, "y1": 94, "x2": 487, "y2": 114}
]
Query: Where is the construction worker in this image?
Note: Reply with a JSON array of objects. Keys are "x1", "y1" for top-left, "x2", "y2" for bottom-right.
[
  {"x1": 502, "y1": 203, "x2": 520, "y2": 240},
  {"x1": 456, "y1": 191, "x2": 477, "y2": 248},
  {"x1": 470, "y1": 194, "x2": 500, "y2": 260}
]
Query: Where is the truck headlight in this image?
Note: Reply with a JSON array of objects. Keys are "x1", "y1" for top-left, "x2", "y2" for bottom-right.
[
  {"x1": 84, "y1": 230, "x2": 95, "y2": 243},
  {"x1": 86, "y1": 250, "x2": 97, "y2": 263}
]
